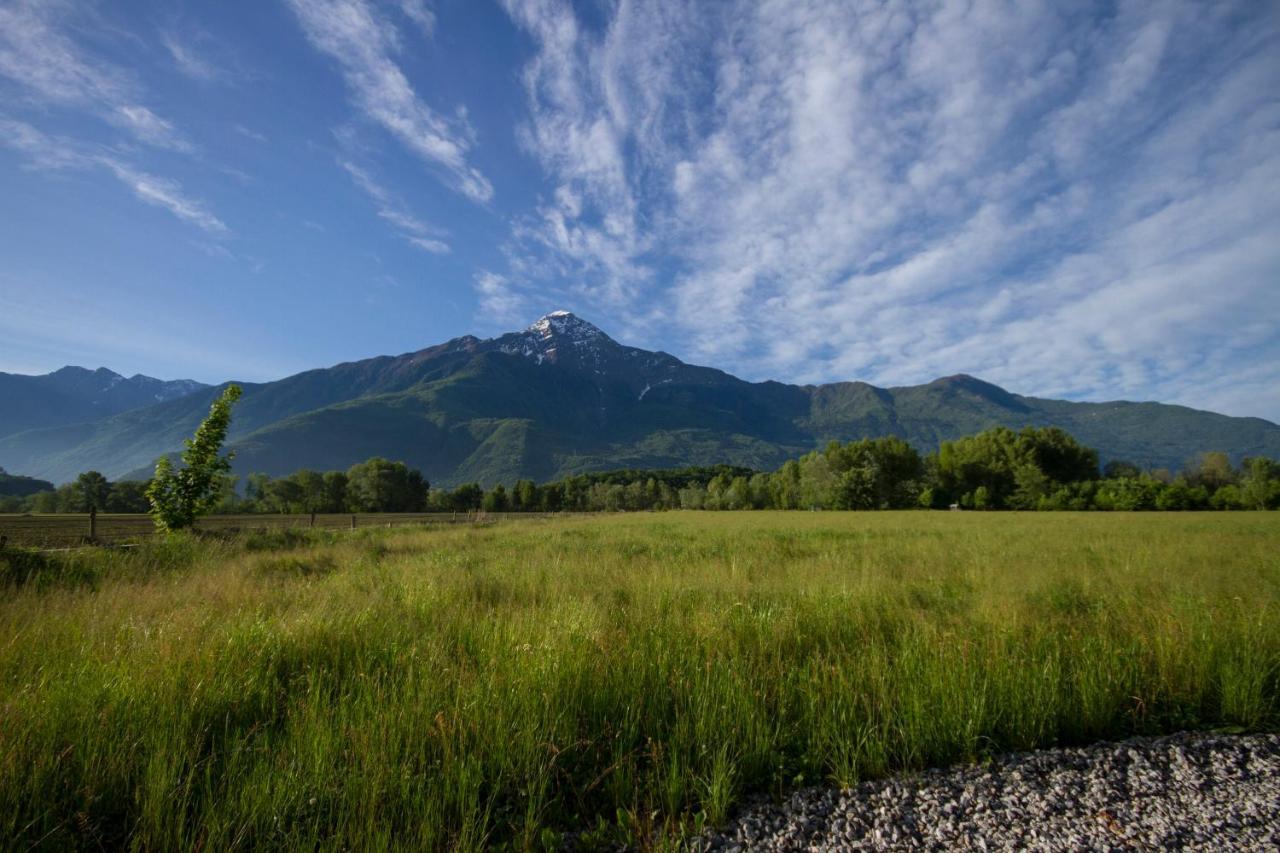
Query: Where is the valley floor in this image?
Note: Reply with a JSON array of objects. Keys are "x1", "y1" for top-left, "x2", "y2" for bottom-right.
[{"x1": 1, "y1": 512, "x2": 1277, "y2": 849}]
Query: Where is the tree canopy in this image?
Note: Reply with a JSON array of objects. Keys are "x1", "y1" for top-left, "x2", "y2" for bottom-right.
[{"x1": 146, "y1": 385, "x2": 243, "y2": 531}]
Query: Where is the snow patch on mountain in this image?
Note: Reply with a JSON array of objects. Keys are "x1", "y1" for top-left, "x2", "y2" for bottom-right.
[
  {"x1": 526, "y1": 311, "x2": 608, "y2": 344},
  {"x1": 638, "y1": 378, "x2": 673, "y2": 401},
  {"x1": 499, "y1": 312, "x2": 615, "y2": 366}
]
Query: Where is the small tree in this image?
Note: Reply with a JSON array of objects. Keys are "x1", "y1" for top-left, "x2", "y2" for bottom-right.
[
  {"x1": 147, "y1": 385, "x2": 243, "y2": 532},
  {"x1": 1239, "y1": 457, "x2": 1280, "y2": 510},
  {"x1": 482, "y1": 484, "x2": 509, "y2": 513},
  {"x1": 72, "y1": 471, "x2": 111, "y2": 512},
  {"x1": 450, "y1": 482, "x2": 484, "y2": 511}
]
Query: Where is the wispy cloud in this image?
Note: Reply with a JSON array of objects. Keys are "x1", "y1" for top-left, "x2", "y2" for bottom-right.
[
  {"x1": 101, "y1": 159, "x2": 227, "y2": 233},
  {"x1": 0, "y1": 118, "x2": 226, "y2": 233},
  {"x1": 473, "y1": 270, "x2": 530, "y2": 327},
  {"x1": 0, "y1": 0, "x2": 192, "y2": 152},
  {"x1": 497, "y1": 0, "x2": 1280, "y2": 420},
  {"x1": 285, "y1": 0, "x2": 492, "y2": 202},
  {"x1": 395, "y1": 0, "x2": 435, "y2": 40},
  {"x1": 498, "y1": 0, "x2": 698, "y2": 310},
  {"x1": 339, "y1": 157, "x2": 450, "y2": 254},
  {"x1": 160, "y1": 30, "x2": 225, "y2": 82},
  {"x1": 111, "y1": 104, "x2": 191, "y2": 152},
  {"x1": 234, "y1": 124, "x2": 268, "y2": 143}
]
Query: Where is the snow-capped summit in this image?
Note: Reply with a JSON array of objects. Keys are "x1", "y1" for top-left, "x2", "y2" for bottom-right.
[
  {"x1": 525, "y1": 311, "x2": 609, "y2": 344},
  {"x1": 496, "y1": 311, "x2": 620, "y2": 367}
]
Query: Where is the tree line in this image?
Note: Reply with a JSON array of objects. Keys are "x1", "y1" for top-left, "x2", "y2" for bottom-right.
[
  {"x1": 0, "y1": 457, "x2": 431, "y2": 515},
  {"x1": 3, "y1": 426, "x2": 1278, "y2": 515}
]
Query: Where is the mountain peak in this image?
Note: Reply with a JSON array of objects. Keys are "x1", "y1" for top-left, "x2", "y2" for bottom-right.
[
  {"x1": 928, "y1": 374, "x2": 1027, "y2": 411},
  {"x1": 494, "y1": 312, "x2": 616, "y2": 366},
  {"x1": 52, "y1": 365, "x2": 121, "y2": 378},
  {"x1": 526, "y1": 311, "x2": 609, "y2": 343}
]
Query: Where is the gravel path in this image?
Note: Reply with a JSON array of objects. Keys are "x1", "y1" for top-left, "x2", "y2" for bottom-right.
[{"x1": 691, "y1": 732, "x2": 1280, "y2": 851}]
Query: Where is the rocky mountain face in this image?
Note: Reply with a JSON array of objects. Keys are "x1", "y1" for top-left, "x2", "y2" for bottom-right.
[
  {"x1": 1, "y1": 313, "x2": 1277, "y2": 485},
  {"x1": 0, "y1": 366, "x2": 208, "y2": 439}
]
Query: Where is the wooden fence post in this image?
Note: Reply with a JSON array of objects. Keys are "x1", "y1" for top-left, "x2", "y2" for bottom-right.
[
  {"x1": 89, "y1": 508, "x2": 97, "y2": 542},
  {"x1": 310, "y1": 511, "x2": 316, "y2": 529},
  {"x1": 350, "y1": 515, "x2": 356, "y2": 530}
]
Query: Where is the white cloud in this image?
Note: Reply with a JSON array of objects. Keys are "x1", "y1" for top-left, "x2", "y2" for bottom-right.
[
  {"x1": 111, "y1": 105, "x2": 192, "y2": 152},
  {"x1": 0, "y1": 0, "x2": 192, "y2": 151},
  {"x1": 160, "y1": 30, "x2": 225, "y2": 82},
  {"x1": 396, "y1": 0, "x2": 435, "y2": 39},
  {"x1": 497, "y1": 0, "x2": 1280, "y2": 421},
  {"x1": 339, "y1": 157, "x2": 450, "y2": 254},
  {"x1": 473, "y1": 270, "x2": 530, "y2": 327},
  {"x1": 0, "y1": 118, "x2": 226, "y2": 233},
  {"x1": 99, "y1": 159, "x2": 227, "y2": 233},
  {"x1": 0, "y1": 116, "x2": 84, "y2": 170},
  {"x1": 286, "y1": 0, "x2": 492, "y2": 202},
  {"x1": 498, "y1": 0, "x2": 712, "y2": 311},
  {"x1": 234, "y1": 124, "x2": 268, "y2": 143}
]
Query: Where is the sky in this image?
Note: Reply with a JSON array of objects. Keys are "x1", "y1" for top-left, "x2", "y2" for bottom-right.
[{"x1": 1, "y1": 0, "x2": 1278, "y2": 422}]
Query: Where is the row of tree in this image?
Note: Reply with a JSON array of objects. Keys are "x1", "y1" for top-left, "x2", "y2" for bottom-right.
[
  {"x1": 3, "y1": 427, "x2": 1278, "y2": 515},
  {"x1": 0, "y1": 471, "x2": 150, "y2": 514},
  {"x1": 194, "y1": 464, "x2": 751, "y2": 515},
  {"x1": 0, "y1": 457, "x2": 431, "y2": 515},
  {"x1": 242, "y1": 457, "x2": 430, "y2": 513},
  {"x1": 492, "y1": 429, "x2": 1276, "y2": 512}
]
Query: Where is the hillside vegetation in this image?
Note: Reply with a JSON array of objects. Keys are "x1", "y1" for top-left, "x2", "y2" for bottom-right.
[
  {"x1": 0, "y1": 466, "x2": 53, "y2": 498},
  {"x1": 1, "y1": 512, "x2": 1276, "y2": 848},
  {"x1": 2, "y1": 315, "x2": 1277, "y2": 486},
  {"x1": 0, "y1": 366, "x2": 207, "y2": 439},
  {"x1": 10, "y1": 425, "x2": 1276, "y2": 515}
]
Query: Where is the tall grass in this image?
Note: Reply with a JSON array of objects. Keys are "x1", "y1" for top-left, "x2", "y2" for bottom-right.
[{"x1": 1, "y1": 512, "x2": 1277, "y2": 849}]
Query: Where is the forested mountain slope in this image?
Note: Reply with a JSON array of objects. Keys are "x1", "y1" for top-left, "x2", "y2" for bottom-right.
[
  {"x1": 0, "y1": 366, "x2": 206, "y2": 438},
  {"x1": 2, "y1": 313, "x2": 1276, "y2": 485}
]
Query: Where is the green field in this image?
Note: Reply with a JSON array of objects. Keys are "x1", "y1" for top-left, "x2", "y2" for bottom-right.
[
  {"x1": 1, "y1": 512, "x2": 1277, "y2": 849},
  {"x1": 0, "y1": 512, "x2": 543, "y2": 548}
]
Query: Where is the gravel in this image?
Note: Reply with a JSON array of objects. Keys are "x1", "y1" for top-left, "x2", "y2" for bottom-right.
[{"x1": 690, "y1": 732, "x2": 1280, "y2": 851}]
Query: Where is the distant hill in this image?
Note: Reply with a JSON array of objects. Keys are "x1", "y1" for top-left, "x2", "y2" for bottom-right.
[
  {"x1": 0, "y1": 366, "x2": 207, "y2": 439},
  {"x1": 0, "y1": 467, "x2": 54, "y2": 497},
  {"x1": 2, "y1": 312, "x2": 1277, "y2": 486}
]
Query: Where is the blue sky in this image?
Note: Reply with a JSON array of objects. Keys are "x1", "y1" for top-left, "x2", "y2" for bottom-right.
[{"x1": 1, "y1": 1, "x2": 1278, "y2": 422}]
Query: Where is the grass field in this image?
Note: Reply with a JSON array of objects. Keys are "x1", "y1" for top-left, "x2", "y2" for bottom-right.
[
  {"x1": 1, "y1": 511, "x2": 1277, "y2": 849},
  {"x1": 0, "y1": 512, "x2": 540, "y2": 548}
]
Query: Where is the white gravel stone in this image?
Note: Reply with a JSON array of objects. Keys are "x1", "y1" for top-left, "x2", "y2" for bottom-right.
[{"x1": 689, "y1": 732, "x2": 1280, "y2": 851}]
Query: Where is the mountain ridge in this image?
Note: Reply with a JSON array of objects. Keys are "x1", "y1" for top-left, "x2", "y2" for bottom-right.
[
  {"x1": 1, "y1": 313, "x2": 1276, "y2": 485},
  {"x1": 0, "y1": 366, "x2": 209, "y2": 440}
]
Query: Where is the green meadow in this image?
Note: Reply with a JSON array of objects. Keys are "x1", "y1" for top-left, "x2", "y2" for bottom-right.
[{"x1": 2, "y1": 512, "x2": 1277, "y2": 849}]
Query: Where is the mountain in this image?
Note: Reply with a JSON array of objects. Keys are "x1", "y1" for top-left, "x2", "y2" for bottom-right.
[
  {"x1": 1, "y1": 312, "x2": 1277, "y2": 486},
  {"x1": 0, "y1": 366, "x2": 208, "y2": 439},
  {"x1": 0, "y1": 467, "x2": 54, "y2": 497}
]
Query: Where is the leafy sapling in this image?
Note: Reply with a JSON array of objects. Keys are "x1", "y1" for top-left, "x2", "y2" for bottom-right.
[{"x1": 146, "y1": 385, "x2": 243, "y2": 532}]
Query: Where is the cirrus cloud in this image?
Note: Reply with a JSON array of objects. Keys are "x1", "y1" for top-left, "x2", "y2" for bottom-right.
[
  {"x1": 495, "y1": 0, "x2": 1280, "y2": 421},
  {"x1": 0, "y1": 117, "x2": 226, "y2": 233},
  {"x1": 285, "y1": 0, "x2": 493, "y2": 202},
  {"x1": 0, "y1": 0, "x2": 193, "y2": 152}
]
